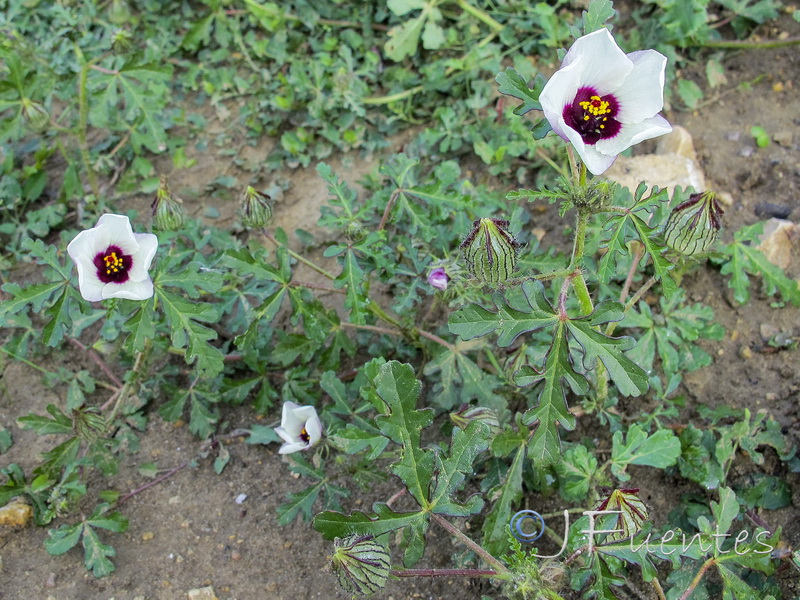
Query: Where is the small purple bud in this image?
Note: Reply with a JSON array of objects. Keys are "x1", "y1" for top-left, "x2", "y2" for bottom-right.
[{"x1": 427, "y1": 267, "x2": 449, "y2": 291}]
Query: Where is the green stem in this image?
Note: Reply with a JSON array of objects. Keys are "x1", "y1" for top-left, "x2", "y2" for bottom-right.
[
  {"x1": 262, "y1": 230, "x2": 337, "y2": 280},
  {"x1": 75, "y1": 47, "x2": 100, "y2": 199},
  {"x1": 107, "y1": 340, "x2": 150, "y2": 425},
  {"x1": 431, "y1": 513, "x2": 511, "y2": 577},
  {"x1": 569, "y1": 210, "x2": 594, "y2": 316},
  {"x1": 454, "y1": 0, "x2": 504, "y2": 31},
  {"x1": 367, "y1": 300, "x2": 405, "y2": 331}
]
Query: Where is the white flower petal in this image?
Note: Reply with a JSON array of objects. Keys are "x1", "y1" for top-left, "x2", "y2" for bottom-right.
[
  {"x1": 78, "y1": 275, "x2": 105, "y2": 302},
  {"x1": 596, "y1": 115, "x2": 673, "y2": 157},
  {"x1": 274, "y1": 427, "x2": 296, "y2": 445},
  {"x1": 304, "y1": 414, "x2": 323, "y2": 447},
  {"x1": 94, "y1": 214, "x2": 139, "y2": 254},
  {"x1": 128, "y1": 232, "x2": 159, "y2": 282},
  {"x1": 561, "y1": 28, "x2": 632, "y2": 94},
  {"x1": 102, "y1": 279, "x2": 154, "y2": 301},
  {"x1": 280, "y1": 401, "x2": 305, "y2": 436},
  {"x1": 613, "y1": 50, "x2": 668, "y2": 123},
  {"x1": 540, "y1": 57, "x2": 586, "y2": 141},
  {"x1": 278, "y1": 441, "x2": 309, "y2": 454},
  {"x1": 561, "y1": 122, "x2": 618, "y2": 175}
]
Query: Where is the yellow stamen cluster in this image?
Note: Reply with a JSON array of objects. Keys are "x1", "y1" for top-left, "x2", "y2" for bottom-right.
[
  {"x1": 103, "y1": 251, "x2": 123, "y2": 275},
  {"x1": 300, "y1": 427, "x2": 309, "y2": 442},
  {"x1": 579, "y1": 95, "x2": 611, "y2": 128}
]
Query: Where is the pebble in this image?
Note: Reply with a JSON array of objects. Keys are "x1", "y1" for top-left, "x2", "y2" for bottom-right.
[
  {"x1": 231, "y1": 550, "x2": 242, "y2": 561},
  {"x1": 235, "y1": 493, "x2": 247, "y2": 505},
  {"x1": 756, "y1": 218, "x2": 799, "y2": 270},
  {"x1": 169, "y1": 495, "x2": 181, "y2": 505},
  {"x1": 45, "y1": 573, "x2": 56, "y2": 588},
  {"x1": 760, "y1": 323, "x2": 780, "y2": 341},
  {"x1": 755, "y1": 202, "x2": 792, "y2": 219},
  {"x1": 0, "y1": 498, "x2": 33, "y2": 528},
  {"x1": 739, "y1": 146, "x2": 755, "y2": 158},
  {"x1": 740, "y1": 347, "x2": 753, "y2": 359},
  {"x1": 142, "y1": 531, "x2": 154, "y2": 541},
  {"x1": 765, "y1": 393, "x2": 779, "y2": 402},
  {"x1": 187, "y1": 587, "x2": 219, "y2": 600}
]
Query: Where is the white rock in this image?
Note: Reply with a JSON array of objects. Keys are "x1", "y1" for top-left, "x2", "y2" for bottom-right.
[
  {"x1": 187, "y1": 586, "x2": 219, "y2": 600},
  {"x1": 756, "y1": 218, "x2": 799, "y2": 270}
]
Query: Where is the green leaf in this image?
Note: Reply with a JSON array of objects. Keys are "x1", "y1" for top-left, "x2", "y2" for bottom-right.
[
  {"x1": 122, "y1": 300, "x2": 156, "y2": 353},
  {"x1": 567, "y1": 308, "x2": 649, "y2": 397},
  {"x1": 313, "y1": 503, "x2": 427, "y2": 543},
  {"x1": 331, "y1": 426, "x2": 389, "y2": 460},
  {"x1": 630, "y1": 213, "x2": 677, "y2": 298},
  {"x1": 0, "y1": 426, "x2": 11, "y2": 454},
  {"x1": 81, "y1": 524, "x2": 117, "y2": 577},
  {"x1": 519, "y1": 320, "x2": 586, "y2": 465},
  {"x1": 374, "y1": 362, "x2": 434, "y2": 508},
  {"x1": 429, "y1": 421, "x2": 490, "y2": 516},
  {"x1": 582, "y1": 1, "x2": 616, "y2": 33},
  {"x1": 245, "y1": 424, "x2": 281, "y2": 445},
  {"x1": 156, "y1": 289, "x2": 224, "y2": 377},
  {"x1": 0, "y1": 281, "x2": 67, "y2": 319},
  {"x1": 556, "y1": 445, "x2": 599, "y2": 502},
  {"x1": 448, "y1": 280, "x2": 559, "y2": 347},
  {"x1": 334, "y1": 248, "x2": 369, "y2": 325},
  {"x1": 495, "y1": 69, "x2": 546, "y2": 116},
  {"x1": 610, "y1": 424, "x2": 681, "y2": 481},
  {"x1": 44, "y1": 523, "x2": 83, "y2": 555},
  {"x1": 17, "y1": 404, "x2": 73, "y2": 435},
  {"x1": 710, "y1": 486, "x2": 739, "y2": 537},
  {"x1": 481, "y1": 439, "x2": 525, "y2": 556},
  {"x1": 384, "y1": 15, "x2": 426, "y2": 61}
]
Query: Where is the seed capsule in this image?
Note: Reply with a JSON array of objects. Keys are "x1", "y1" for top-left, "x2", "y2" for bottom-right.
[
  {"x1": 151, "y1": 175, "x2": 186, "y2": 231},
  {"x1": 331, "y1": 535, "x2": 391, "y2": 596},
  {"x1": 460, "y1": 218, "x2": 520, "y2": 284},
  {"x1": 240, "y1": 186, "x2": 273, "y2": 229},
  {"x1": 21, "y1": 98, "x2": 49, "y2": 132},
  {"x1": 663, "y1": 191, "x2": 724, "y2": 255}
]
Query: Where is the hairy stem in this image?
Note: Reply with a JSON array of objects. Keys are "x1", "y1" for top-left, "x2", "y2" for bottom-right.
[
  {"x1": 391, "y1": 568, "x2": 498, "y2": 578},
  {"x1": 431, "y1": 513, "x2": 511, "y2": 576},
  {"x1": 261, "y1": 230, "x2": 337, "y2": 280},
  {"x1": 454, "y1": 0, "x2": 504, "y2": 31},
  {"x1": 677, "y1": 558, "x2": 716, "y2": 600}
]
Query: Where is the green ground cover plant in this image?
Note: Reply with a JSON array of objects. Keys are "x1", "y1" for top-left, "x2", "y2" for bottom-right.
[{"x1": 1, "y1": 0, "x2": 799, "y2": 598}]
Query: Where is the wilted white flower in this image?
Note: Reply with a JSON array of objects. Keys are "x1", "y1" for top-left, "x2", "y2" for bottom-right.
[
  {"x1": 274, "y1": 402, "x2": 322, "y2": 454},
  {"x1": 67, "y1": 214, "x2": 158, "y2": 302},
  {"x1": 540, "y1": 28, "x2": 672, "y2": 175}
]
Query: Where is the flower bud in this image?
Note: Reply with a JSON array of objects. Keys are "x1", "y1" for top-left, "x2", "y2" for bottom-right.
[
  {"x1": 596, "y1": 488, "x2": 648, "y2": 542},
  {"x1": 427, "y1": 267, "x2": 449, "y2": 291},
  {"x1": 21, "y1": 98, "x2": 49, "y2": 132},
  {"x1": 460, "y1": 218, "x2": 520, "y2": 284},
  {"x1": 240, "y1": 186, "x2": 273, "y2": 229},
  {"x1": 450, "y1": 404, "x2": 501, "y2": 437},
  {"x1": 151, "y1": 175, "x2": 185, "y2": 231},
  {"x1": 663, "y1": 191, "x2": 723, "y2": 255},
  {"x1": 331, "y1": 535, "x2": 391, "y2": 596}
]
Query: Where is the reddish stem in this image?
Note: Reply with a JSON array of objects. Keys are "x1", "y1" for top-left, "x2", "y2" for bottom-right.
[{"x1": 118, "y1": 463, "x2": 187, "y2": 505}]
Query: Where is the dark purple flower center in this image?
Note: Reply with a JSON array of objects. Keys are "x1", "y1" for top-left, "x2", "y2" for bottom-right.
[
  {"x1": 563, "y1": 87, "x2": 621, "y2": 145},
  {"x1": 299, "y1": 427, "x2": 310, "y2": 443},
  {"x1": 93, "y1": 245, "x2": 132, "y2": 284}
]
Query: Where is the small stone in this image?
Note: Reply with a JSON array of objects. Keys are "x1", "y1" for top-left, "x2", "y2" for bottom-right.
[
  {"x1": 756, "y1": 218, "x2": 799, "y2": 270},
  {"x1": 605, "y1": 153, "x2": 706, "y2": 195},
  {"x1": 739, "y1": 146, "x2": 754, "y2": 158},
  {"x1": 169, "y1": 495, "x2": 181, "y2": 505},
  {"x1": 760, "y1": 323, "x2": 780, "y2": 341},
  {"x1": 231, "y1": 550, "x2": 241, "y2": 560},
  {"x1": 730, "y1": 329, "x2": 739, "y2": 342},
  {"x1": 176, "y1": 554, "x2": 184, "y2": 563},
  {"x1": 142, "y1": 531, "x2": 154, "y2": 541},
  {"x1": 234, "y1": 493, "x2": 247, "y2": 505},
  {"x1": 656, "y1": 125, "x2": 698, "y2": 162},
  {"x1": 765, "y1": 393, "x2": 779, "y2": 402},
  {"x1": 773, "y1": 130, "x2": 794, "y2": 147},
  {"x1": 0, "y1": 498, "x2": 33, "y2": 528},
  {"x1": 187, "y1": 587, "x2": 219, "y2": 600},
  {"x1": 740, "y1": 346, "x2": 753, "y2": 359},
  {"x1": 755, "y1": 202, "x2": 792, "y2": 219},
  {"x1": 531, "y1": 227, "x2": 547, "y2": 242},
  {"x1": 45, "y1": 573, "x2": 56, "y2": 588},
  {"x1": 717, "y1": 191, "x2": 734, "y2": 207},
  {"x1": 283, "y1": 541, "x2": 293, "y2": 549},
  {"x1": 725, "y1": 131, "x2": 741, "y2": 142},
  {"x1": 772, "y1": 81, "x2": 785, "y2": 92}
]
